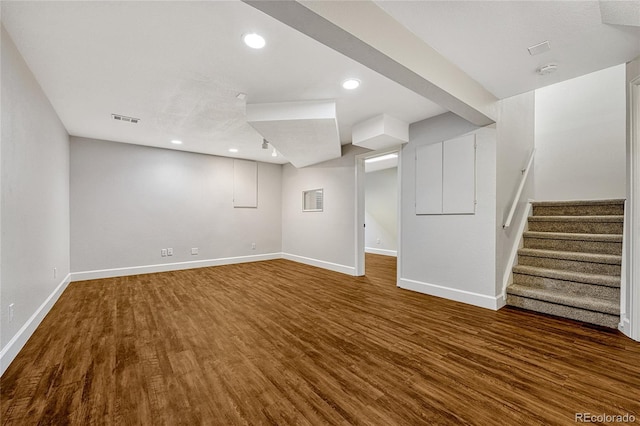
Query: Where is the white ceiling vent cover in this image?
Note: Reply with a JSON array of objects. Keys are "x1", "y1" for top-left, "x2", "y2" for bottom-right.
[
  {"x1": 528, "y1": 40, "x2": 551, "y2": 56},
  {"x1": 246, "y1": 100, "x2": 341, "y2": 168},
  {"x1": 352, "y1": 114, "x2": 408, "y2": 151},
  {"x1": 111, "y1": 113, "x2": 140, "y2": 124}
]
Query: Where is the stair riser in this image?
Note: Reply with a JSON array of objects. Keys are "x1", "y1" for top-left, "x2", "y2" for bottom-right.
[
  {"x1": 506, "y1": 295, "x2": 619, "y2": 328},
  {"x1": 512, "y1": 273, "x2": 620, "y2": 301},
  {"x1": 523, "y1": 237, "x2": 622, "y2": 255},
  {"x1": 518, "y1": 255, "x2": 620, "y2": 276},
  {"x1": 533, "y1": 204, "x2": 624, "y2": 216},
  {"x1": 527, "y1": 221, "x2": 623, "y2": 234}
]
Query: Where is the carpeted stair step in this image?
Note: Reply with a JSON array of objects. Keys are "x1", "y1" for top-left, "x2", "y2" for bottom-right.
[
  {"x1": 522, "y1": 232, "x2": 622, "y2": 255},
  {"x1": 527, "y1": 215, "x2": 623, "y2": 234},
  {"x1": 506, "y1": 293, "x2": 620, "y2": 328},
  {"x1": 532, "y1": 199, "x2": 624, "y2": 217},
  {"x1": 512, "y1": 265, "x2": 620, "y2": 301},
  {"x1": 517, "y1": 248, "x2": 621, "y2": 276},
  {"x1": 507, "y1": 284, "x2": 619, "y2": 314}
]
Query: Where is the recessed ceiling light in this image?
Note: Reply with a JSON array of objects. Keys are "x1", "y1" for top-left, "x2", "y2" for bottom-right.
[
  {"x1": 365, "y1": 153, "x2": 398, "y2": 163},
  {"x1": 229, "y1": 148, "x2": 239, "y2": 153},
  {"x1": 243, "y1": 33, "x2": 266, "y2": 49},
  {"x1": 342, "y1": 79, "x2": 360, "y2": 90},
  {"x1": 171, "y1": 140, "x2": 182, "y2": 145}
]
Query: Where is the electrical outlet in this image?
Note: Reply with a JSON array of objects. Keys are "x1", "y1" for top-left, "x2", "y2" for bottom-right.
[
  {"x1": 8, "y1": 303, "x2": 14, "y2": 323},
  {"x1": 251, "y1": 242, "x2": 256, "y2": 250},
  {"x1": 53, "y1": 267, "x2": 57, "y2": 278},
  {"x1": 376, "y1": 238, "x2": 381, "y2": 245},
  {"x1": 161, "y1": 249, "x2": 167, "y2": 257},
  {"x1": 167, "y1": 248, "x2": 173, "y2": 256},
  {"x1": 191, "y1": 248, "x2": 199, "y2": 255}
]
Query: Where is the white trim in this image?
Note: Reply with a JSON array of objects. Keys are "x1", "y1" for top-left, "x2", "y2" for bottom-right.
[
  {"x1": 282, "y1": 253, "x2": 356, "y2": 276},
  {"x1": 619, "y1": 317, "x2": 631, "y2": 336},
  {"x1": 501, "y1": 201, "x2": 533, "y2": 299},
  {"x1": 396, "y1": 148, "x2": 403, "y2": 287},
  {"x1": 629, "y1": 74, "x2": 640, "y2": 341},
  {"x1": 399, "y1": 277, "x2": 503, "y2": 310},
  {"x1": 71, "y1": 253, "x2": 282, "y2": 282},
  {"x1": 365, "y1": 247, "x2": 397, "y2": 257},
  {"x1": 354, "y1": 155, "x2": 366, "y2": 276},
  {"x1": 1, "y1": 273, "x2": 72, "y2": 376}
]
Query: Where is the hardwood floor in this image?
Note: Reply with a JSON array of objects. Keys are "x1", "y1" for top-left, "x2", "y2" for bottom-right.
[{"x1": 2, "y1": 254, "x2": 639, "y2": 425}]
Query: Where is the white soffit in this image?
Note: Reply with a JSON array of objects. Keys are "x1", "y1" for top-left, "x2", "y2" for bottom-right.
[
  {"x1": 352, "y1": 114, "x2": 408, "y2": 151},
  {"x1": 246, "y1": 101, "x2": 341, "y2": 168}
]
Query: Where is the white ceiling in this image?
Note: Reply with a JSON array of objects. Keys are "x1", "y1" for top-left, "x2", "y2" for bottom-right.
[
  {"x1": 3, "y1": 1, "x2": 638, "y2": 165},
  {"x1": 0, "y1": 1, "x2": 445, "y2": 165},
  {"x1": 376, "y1": 0, "x2": 640, "y2": 99}
]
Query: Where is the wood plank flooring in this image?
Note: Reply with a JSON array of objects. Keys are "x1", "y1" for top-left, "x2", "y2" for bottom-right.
[{"x1": 2, "y1": 254, "x2": 639, "y2": 425}]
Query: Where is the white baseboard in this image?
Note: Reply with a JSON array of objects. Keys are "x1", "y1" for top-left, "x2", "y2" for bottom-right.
[
  {"x1": 619, "y1": 316, "x2": 631, "y2": 336},
  {"x1": 1, "y1": 273, "x2": 71, "y2": 377},
  {"x1": 281, "y1": 253, "x2": 356, "y2": 276},
  {"x1": 71, "y1": 253, "x2": 282, "y2": 281},
  {"x1": 399, "y1": 277, "x2": 503, "y2": 310},
  {"x1": 365, "y1": 247, "x2": 397, "y2": 257}
]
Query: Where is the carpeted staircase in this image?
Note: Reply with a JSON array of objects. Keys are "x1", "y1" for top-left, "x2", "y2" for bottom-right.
[{"x1": 506, "y1": 199, "x2": 624, "y2": 328}]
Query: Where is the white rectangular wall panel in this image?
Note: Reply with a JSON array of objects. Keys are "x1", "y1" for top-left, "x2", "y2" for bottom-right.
[
  {"x1": 443, "y1": 134, "x2": 476, "y2": 214},
  {"x1": 233, "y1": 159, "x2": 257, "y2": 208},
  {"x1": 415, "y1": 142, "x2": 443, "y2": 214}
]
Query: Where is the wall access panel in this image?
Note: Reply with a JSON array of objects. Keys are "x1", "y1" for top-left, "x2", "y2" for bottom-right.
[{"x1": 416, "y1": 134, "x2": 476, "y2": 215}]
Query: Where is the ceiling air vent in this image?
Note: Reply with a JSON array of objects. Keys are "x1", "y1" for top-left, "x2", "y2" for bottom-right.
[{"x1": 111, "y1": 113, "x2": 140, "y2": 124}]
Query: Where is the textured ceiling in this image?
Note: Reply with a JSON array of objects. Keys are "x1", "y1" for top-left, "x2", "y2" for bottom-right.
[
  {"x1": 376, "y1": 0, "x2": 640, "y2": 99},
  {"x1": 3, "y1": 1, "x2": 637, "y2": 165},
  {"x1": 0, "y1": 1, "x2": 445, "y2": 165}
]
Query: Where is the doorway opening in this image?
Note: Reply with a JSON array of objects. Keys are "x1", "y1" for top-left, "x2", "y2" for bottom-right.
[{"x1": 355, "y1": 149, "x2": 401, "y2": 278}]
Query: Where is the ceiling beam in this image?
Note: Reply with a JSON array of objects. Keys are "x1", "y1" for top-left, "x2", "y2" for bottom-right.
[{"x1": 244, "y1": 0, "x2": 497, "y2": 126}]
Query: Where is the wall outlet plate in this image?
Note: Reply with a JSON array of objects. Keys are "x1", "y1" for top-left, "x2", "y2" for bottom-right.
[
  {"x1": 161, "y1": 249, "x2": 167, "y2": 257},
  {"x1": 191, "y1": 248, "x2": 199, "y2": 255},
  {"x1": 167, "y1": 248, "x2": 173, "y2": 256}
]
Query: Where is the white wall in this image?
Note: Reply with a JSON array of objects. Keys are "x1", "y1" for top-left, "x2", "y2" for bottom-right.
[
  {"x1": 70, "y1": 137, "x2": 282, "y2": 277},
  {"x1": 1, "y1": 26, "x2": 71, "y2": 373},
  {"x1": 281, "y1": 144, "x2": 368, "y2": 275},
  {"x1": 495, "y1": 91, "x2": 535, "y2": 294},
  {"x1": 365, "y1": 167, "x2": 397, "y2": 255},
  {"x1": 535, "y1": 64, "x2": 626, "y2": 201},
  {"x1": 400, "y1": 113, "x2": 501, "y2": 309}
]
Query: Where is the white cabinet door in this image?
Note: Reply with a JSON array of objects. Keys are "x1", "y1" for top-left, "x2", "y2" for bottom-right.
[
  {"x1": 443, "y1": 134, "x2": 476, "y2": 214},
  {"x1": 415, "y1": 142, "x2": 443, "y2": 214}
]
